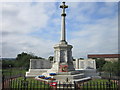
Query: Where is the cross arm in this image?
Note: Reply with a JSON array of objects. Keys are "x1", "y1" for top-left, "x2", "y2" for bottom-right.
[{"x1": 60, "y1": 5, "x2": 68, "y2": 8}]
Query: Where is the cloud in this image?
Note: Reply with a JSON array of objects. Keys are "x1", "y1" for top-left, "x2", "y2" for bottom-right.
[
  {"x1": 2, "y1": 34, "x2": 56, "y2": 58},
  {"x1": 70, "y1": 16, "x2": 118, "y2": 58},
  {"x1": 1, "y1": 2, "x2": 118, "y2": 59},
  {"x1": 2, "y1": 2, "x2": 56, "y2": 34},
  {"x1": 1, "y1": 2, "x2": 57, "y2": 58}
]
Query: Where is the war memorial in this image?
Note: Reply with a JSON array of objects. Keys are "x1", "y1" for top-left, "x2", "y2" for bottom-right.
[{"x1": 26, "y1": 2, "x2": 98, "y2": 83}]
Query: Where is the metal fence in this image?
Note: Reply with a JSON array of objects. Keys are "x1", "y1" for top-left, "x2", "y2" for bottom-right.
[{"x1": 2, "y1": 76, "x2": 120, "y2": 90}]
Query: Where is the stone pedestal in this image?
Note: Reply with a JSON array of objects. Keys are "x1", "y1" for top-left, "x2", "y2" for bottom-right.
[
  {"x1": 53, "y1": 42, "x2": 75, "y2": 72},
  {"x1": 26, "y1": 69, "x2": 49, "y2": 77}
]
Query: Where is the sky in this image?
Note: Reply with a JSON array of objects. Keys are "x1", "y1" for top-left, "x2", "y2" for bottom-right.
[{"x1": 1, "y1": 2, "x2": 118, "y2": 59}]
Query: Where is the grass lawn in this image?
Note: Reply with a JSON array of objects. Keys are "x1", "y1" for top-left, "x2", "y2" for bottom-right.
[
  {"x1": 80, "y1": 79, "x2": 118, "y2": 89},
  {"x1": 2, "y1": 68, "x2": 26, "y2": 77},
  {"x1": 10, "y1": 77, "x2": 51, "y2": 89}
]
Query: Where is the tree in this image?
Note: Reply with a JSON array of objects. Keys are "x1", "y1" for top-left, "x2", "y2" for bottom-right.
[
  {"x1": 102, "y1": 60, "x2": 120, "y2": 76},
  {"x1": 2, "y1": 52, "x2": 44, "y2": 69},
  {"x1": 102, "y1": 62, "x2": 113, "y2": 72},
  {"x1": 95, "y1": 58, "x2": 107, "y2": 71},
  {"x1": 15, "y1": 52, "x2": 43, "y2": 69},
  {"x1": 2, "y1": 60, "x2": 16, "y2": 68}
]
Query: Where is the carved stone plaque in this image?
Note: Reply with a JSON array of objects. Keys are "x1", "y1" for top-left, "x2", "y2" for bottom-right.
[{"x1": 60, "y1": 50, "x2": 66, "y2": 62}]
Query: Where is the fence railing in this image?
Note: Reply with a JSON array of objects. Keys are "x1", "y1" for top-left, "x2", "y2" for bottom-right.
[
  {"x1": 2, "y1": 76, "x2": 120, "y2": 90},
  {"x1": 2, "y1": 74, "x2": 25, "y2": 81}
]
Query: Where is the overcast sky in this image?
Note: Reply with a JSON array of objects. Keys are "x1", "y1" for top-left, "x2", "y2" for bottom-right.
[{"x1": 1, "y1": 2, "x2": 118, "y2": 58}]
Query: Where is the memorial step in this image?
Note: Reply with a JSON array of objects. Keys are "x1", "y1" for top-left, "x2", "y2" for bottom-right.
[
  {"x1": 74, "y1": 77, "x2": 91, "y2": 82},
  {"x1": 72, "y1": 73, "x2": 85, "y2": 79},
  {"x1": 53, "y1": 73, "x2": 85, "y2": 80}
]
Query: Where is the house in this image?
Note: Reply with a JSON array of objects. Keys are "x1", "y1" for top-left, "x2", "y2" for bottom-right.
[{"x1": 88, "y1": 54, "x2": 120, "y2": 62}]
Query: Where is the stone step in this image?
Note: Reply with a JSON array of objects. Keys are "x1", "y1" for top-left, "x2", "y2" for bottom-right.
[
  {"x1": 53, "y1": 73, "x2": 85, "y2": 81},
  {"x1": 74, "y1": 77, "x2": 91, "y2": 82},
  {"x1": 26, "y1": 75, "x2": 37, "y2": 77},
  {"x1": 28, "y1": 72, "x2": 42, "y2": 74},
  {"x1": 26, "y1": 69, "x2": 49, "y2": 77},
  {"x1": 26, "y1": 73, "x2": 40, "y2": 75},
  {"x1": 34, "y1": 76, "x2": 91, "y2": 83},
  {"x1": 53, "y1": 73, "x2": 84, "y2": 77},
  {"x1": 26, "y1": 74, "x2": 40, "y2": 77},
  {"x1": 29, "y1": 69, "x2": 49, "y2": 72},
  {"x1": 57, "y1": 71, "x2": 84, "y2": 75},
  {"x1": 72, "y1": 71, "x2": 84, "y2": 75},
  {"x1": 26, "y1": 72, "x2": 44, "y2": 77},
  {"x1": 72, "y1": 74, "x2": 85, "y2": 79},
  {"x1": 72, "y1": 73, "x2": 84, "y2": 76}
]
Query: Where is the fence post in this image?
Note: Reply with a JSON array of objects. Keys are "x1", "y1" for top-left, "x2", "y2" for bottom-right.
[
  {"x1": 74, "y1": 81, "x2": 76, "y2": 90},
  {"x1": 2, "y1": 75, "x2": 5, "y2": 89},
  {"x1": 58, "y1": 81, "x2": 60, "y2": 90},
  {"x1": 118, "y1": 79, "x2": 120, "y2": 90},
  {"x1": 43, "y1": 81, "x2": 45, "y2": 90}
]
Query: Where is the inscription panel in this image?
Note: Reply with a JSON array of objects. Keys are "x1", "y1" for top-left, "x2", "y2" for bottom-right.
[{"x1": 60, "y1": 50, "x2": 66, "y2": 63}]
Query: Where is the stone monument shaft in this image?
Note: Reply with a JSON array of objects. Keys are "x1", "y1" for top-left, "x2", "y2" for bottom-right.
[
  {"x1": 60, "y1": 2, "x2": 68, "y2": 42},
  {"x1": 52, "y1": 2, "x2": 75, "y2": 72}
]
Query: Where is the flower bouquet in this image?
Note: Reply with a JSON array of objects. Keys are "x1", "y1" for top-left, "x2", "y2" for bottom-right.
[
  {"x1": 38, "y1": 75, "x2": 45, "y2": 79},
  {"x1": 49, "y1": 73, "x2": 57, "y2": 76},
  {"x1": 44, "y1": 77, "x2": 51, "y2": 80}
]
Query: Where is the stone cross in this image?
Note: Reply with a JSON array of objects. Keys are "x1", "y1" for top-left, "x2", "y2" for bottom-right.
[
  {"x1": 60, "y1": 2, "x2": 68, "y2": 43},
  {"x1": 60, "y1": 2, "x2": 68, "y2": 15}
]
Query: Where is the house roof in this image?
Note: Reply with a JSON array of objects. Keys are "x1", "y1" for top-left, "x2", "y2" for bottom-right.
[{"x1": 88, "y1": 54, "x2": 120, "y2": 58}]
